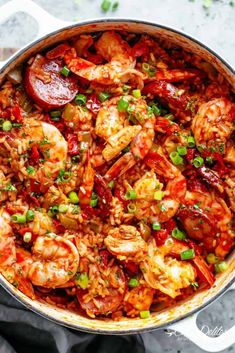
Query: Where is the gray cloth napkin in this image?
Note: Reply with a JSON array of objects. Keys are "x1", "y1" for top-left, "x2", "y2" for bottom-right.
[{"x1": 0, "y1": 286, "x2": 147, "y2": 353}]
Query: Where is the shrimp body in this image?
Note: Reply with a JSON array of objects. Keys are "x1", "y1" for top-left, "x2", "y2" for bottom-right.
[
  {"x1": 65, "y1": 31, "x2": 141, "y2": 85},
  {"x1": 141, "y1": 240, "x2": 196, "y2": 298},
  {"x1": 104, "y1": 225, "x2": 147, "y2": 262},
  {"x1": 192, "y1": 98, "x2": 235, "y2": 152},
  {"x1": 28, "y1": 234, "x2": 79, "y2": 288}
]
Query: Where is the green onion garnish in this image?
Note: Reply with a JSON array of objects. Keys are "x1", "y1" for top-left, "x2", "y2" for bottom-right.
[
  {"x1": 206, "y1": 156, "x2": 213, "y2": 165},
  {"x1": 117, "y1": 97, "x2": 129, "y2": 112},
  {"x1": 152, "y1": 222, "x2": 161, "y2": 230},
  {"x1": 181, "y1": 249, "x2": 195, "y2": 260},
  {"x1": 58, "y1": 204, "x2": 68, "y2": 214},
  {"x1": 2, "y1": 120, "x2": 12, "y2": 132},
  {"x1": 60, "y1": 66, "x2": 70, "y2": 77},
  {"x1": 125, "y1": 189, "x2": 137, "y2": 200},
  {"x1": 127, "y1": 203, "x2": 136, "y2": 214},
  {"x1": 215, "y1": 261, "x2": 228, "y2": 273},
  {"x1": 50, "y1": 110, "x2": 61, "y2": 121},
  {"x1": 169, "y1": 151, "x2": 184, "y2": 165},
  {"x1": 26, "y1": 166, "x2": 35, "y2": 175},
  {"x1": 75, "y1": 94, "x2": 87, "y2": 106},
  {"x1": 68, "y1": 191, "x2": 79, "y2": 204},
  {"x1": 26, "y1": 209, "x2": 35, "y2": 222},
  {"x1": 177, "y1": 146, "x2": 187, "y2": 156},
  {"x1": 140, "y1": 310, "x2": 150, "y2": 319},
  {"x1": 171, "y1": 228, "x2": 186, "y2": 240},
  {"x1": 193, "y1": 156, "x2": 204, "y2": 168},
  {"x1": 11, "y1": 213, "x2": 26, "y2": 224},
  {"x1": 101, "y1": 0, "x2": 111, "y2": 12},
  {"x1": 132, "y1": 89, "x2": 141, "y2": 98},
  {"x1": 75, "y1": 272, "x2": 89, "y2": 289},
  {"x1": 153, "y1": 190, "x2": 163, "y2": 201},
  {"x1": 128, "y1": 278, "x2": 139, "y2": 287},
  {"x1": 108, "y1": 180, "x2": 115, "y2": 189},
  {"x1": 90, "y1": 192, "x2": 98, "y2": 207},
  {"x1": 122, "y1": 84, "x2": 130, "y2": 92},
  {"x1": 98, "y1": 92, "x2": 110, "y2": 102},
  {"x1": 187, "y1": 136, "x2": 195, "y2": 148}
]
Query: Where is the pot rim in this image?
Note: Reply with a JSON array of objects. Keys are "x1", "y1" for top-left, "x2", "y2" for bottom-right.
[{"x1": 0, "y1": 18, "x2": 234, "y2": 335}]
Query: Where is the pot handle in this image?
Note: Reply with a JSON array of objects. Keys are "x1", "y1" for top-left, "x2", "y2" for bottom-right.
[
  {"x1": 169, "y1": 283, "x2": 235, "y2": 352},
  {"x1": 0, "y1": 0, "x2": 72, "y2": 69}
]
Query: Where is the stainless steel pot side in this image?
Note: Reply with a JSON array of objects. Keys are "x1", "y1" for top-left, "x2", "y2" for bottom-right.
[{"x1": 0, "y1": 1, "x2": 234, "y2": 348}]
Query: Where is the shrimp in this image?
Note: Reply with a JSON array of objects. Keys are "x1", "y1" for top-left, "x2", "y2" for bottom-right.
[
  {"x1": 28, "y1": 234, "x2": 79, "y2": 288},
  {"x1": 192, "y1": 98, "x2": 235, "y2": 153},
  {"x1": 178, "y1": 190, "x2": 233, "y2": 257},
  {"x1": 103, "y1": 107, "x2": 155, "y2": 180},
  {"x1": 96, "y1": 95, "x2": 151, "y2": 162},
  {"x1": 124, "y1": 284, "x2": 155, "y2": 317},
  {"x1": 225, "y1": 170, "x2": 235, "y2": 212},
  {"x1": 0, "y1": 210, "x2": 15, "y2": 268},
  {"x1": 65, "y1": 31, "x2": 143, "y2": 86},
  {"x1": 140, "y1": 240, "x2": 196, "y2": 298},
  {"x1": 104, "y1": 225, "x2": 148, "y2": 262},
  {"x1": 14, "y1": 118, "x2": 67, "y2": 185},
  {"x1": 78, "y1": 157, "x2": 95, "y2": 205}
]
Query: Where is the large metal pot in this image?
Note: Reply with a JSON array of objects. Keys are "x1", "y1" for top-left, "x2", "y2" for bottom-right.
[{"x1": 0, "y1": 1, "x2": 234, "y2": 351}]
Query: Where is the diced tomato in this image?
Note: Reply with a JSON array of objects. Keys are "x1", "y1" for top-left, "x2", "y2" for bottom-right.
[
  {"x1": 99, "y1": 250, "x2": 111, "y2": 267},
  {"x1": 86, "y1": 93, "x2": 101, "y2": 114},
  {"x1": 18, "y1": 227, "x2": 37, "y2": 242},
  {"x1": 186, "y1": 148, "x2": 196, "y2": 163},
  {"x1": 153, "y1": 229, "x2": 168, "y2": 246},
  {"x1": 11, "y1": 105, "x2": 23, "y2": 123},
  {"x1": 52, "y1": 219, "x2": 65, "y2": 234},
  {"x1": 30, "y1": 179, "x2": 41, "y2": 193},
  {"x1": 124, "y1": 261, "x2": 139, "y2": 274},
  {"x1": 21, "y1": 191, "x2": 40, "y2": 207},
  {"x1": 164, "y1": 219, "x2": 177, "y2": 234},
  {"x1": 66, "y1": 133, "x2": 79, "y2": 156},
  {"x1": 30, "y1": 145, "x2": 40, "y2": 164}
]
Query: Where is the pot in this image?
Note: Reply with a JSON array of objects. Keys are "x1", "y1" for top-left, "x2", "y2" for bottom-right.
[{"x1": 0, "y1": 1, "x2": 234, "y2": 351}]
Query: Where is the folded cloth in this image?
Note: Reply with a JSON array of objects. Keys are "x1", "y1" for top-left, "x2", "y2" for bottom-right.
[{"x1": 0, "y1": 286, "x2": 146, "y2": 353}]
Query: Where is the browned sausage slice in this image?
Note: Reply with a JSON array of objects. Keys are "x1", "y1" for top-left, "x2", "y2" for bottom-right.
[{"x1": 25, "y1": 54, "x2": 78, "y2": 110}]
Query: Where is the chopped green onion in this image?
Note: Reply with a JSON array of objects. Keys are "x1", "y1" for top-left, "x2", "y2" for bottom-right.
[
  {"x1": 90, "y1": 192, "x2": 98, "y2": 207},
  {"x1": 125, "y1": 189, "x2": 137, "y2": 200},
  {"x1": 142, "y1": 62, "x2": 150, "y2": 73},
  {"x1": 153, "y1": 190, "x2": 163, "y2": 201},
  {"x1": 101, "y1": 0, "x2": 111, "y2": 12},
  {"x1": 191, "y1": 282, "x2": 199, "y2": 290},
  {"x1": 60, "y1": 66, "x2": 70, "y2": 77},
  {"x1": 187, "y1": 136, "x2": 195, "y2": 148},
  {"x1": 75, "y1": 272, "x2": 89, "y2": 289},
  {"x1": 58, "y1": 204, "x2": 68, "y2": 214},
  {"x1": 49, "y1": 205, "x2": 59, "y2": 216},
  {"x1": 26, "y1": 166, "x2": 35, "y2": 175},
  {"x1": 117, "y1": 97, "x2": 129, "y2": 112},
  {"x1": 108, "y1": 180, "x2": 115, "y2": 189},
  {"x1": 127, "y1": 203, "x2": 136, "y2": 214},
  {"x1": 140, "y1": 310, "x2": 150, "y2": 319},
  {"x1": 122, "y1": 84, "x2": 130, "y2": 92},
  {"x1": 128, "y1": 278, "x2": 139, "y2": 287},
  {"x1": 149, "y1": 103, "x2": 161, "y2": 116},
  {"x1": 75, "y1": 94, "x2": 87, "y2": 106},
  {"x1": 172, "y1": 228, "x2": 186, "y2": 240},
  {"x1": 50, "y1": 110, "x2": 61, "y2": 121},
  {"x1": 132, "y1": 89, "x2": 141, "y2": 98},
  {"x1": 98, "y1": 92, "x2": 110, "y2": 102},
  {"x1": 181, "y1": 249, "x2": 195, "y2": 260},
  {"x1": 2, "y1": 120, "x2": 12, "y2": 131},
  {"x1": 26, "y1": 209, "x2": 35, "y2": 222},
  {"x1": 11, "y1": 213, "x2": 26, "y2": 224},
  {"x1": 68, "y1": 191, "x2": 79, "y2": 204},
  {"x1": 23, "y1": 232, "x2": 32, "y2": 243},
  {"x1": 193, "y1": 156, "x2": 204, "y2": 168},
  {"x1": 215, "y1": 261, "x2": 228, "y2": 273},
  {"x1": 177, "y1": 145, "x2": 187, "y2": 156},
  {"x1": 206, "y1": 156, "x2": 213, "y2": 165},
  {"x1": 56, "y1": 169, "x2": 72, "y2": 183},
  {"x1": 152, "y1": 222, "x2": 161, "y2": 230},
  {"x1": 71, "y1": 155, "x2": 80, "y2": 163},
  {"x1": 148, "y1": 66, "x2": 156, "y2": 77},
  {"x1": 112, "y1": 1, "x2": 119, "y2": 11},
  {"x1": 169, "y1": 151, "x2": 184, "y2": 165},
  {"x1": 206, "y1": 253, "x2": 219, "y2": 264}
]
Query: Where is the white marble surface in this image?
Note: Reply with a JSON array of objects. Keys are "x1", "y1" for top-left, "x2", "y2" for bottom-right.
[{"x1": 0, "y1": 1, "x2": 234, "y2": 353}]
